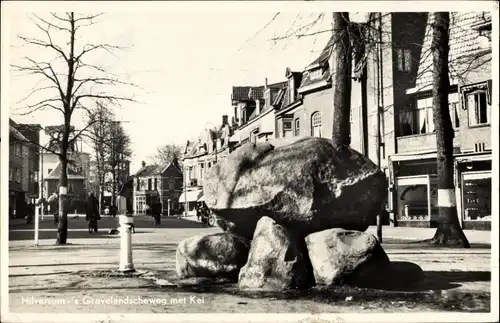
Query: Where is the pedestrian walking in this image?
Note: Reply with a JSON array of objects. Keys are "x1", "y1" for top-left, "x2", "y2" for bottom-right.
[
  {"x1": 152, "y1": 200, "x2": 162, "y2": 227},
  {"x1": 47, "y1": 192, "x2": 59, "y2": 226},
  {"x1": 85, "y1": 193, "x2": 101, "y2": 233}
]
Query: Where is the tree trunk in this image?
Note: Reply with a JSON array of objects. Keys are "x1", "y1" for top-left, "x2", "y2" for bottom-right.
[
  {"x1": 56, "y1": 155, "x2": 69, "y2": 244},
  {"x1": 430, "y1": 12, "x2": 470, "y2": 247},
  {"x1": 56, "y1": 12, "x2": 75, "y2": 245},
  {"x1": 331, "y1": 12, "x2": 352, "y2": 148}
]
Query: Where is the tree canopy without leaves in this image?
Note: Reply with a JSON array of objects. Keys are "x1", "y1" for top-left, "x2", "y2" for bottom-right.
[
  {"x1": 11, "y1": 12, "x2": 137, "y2": 244},
  {"x1": 149, "y1": 144, "x2": 184, "y2": 167}
]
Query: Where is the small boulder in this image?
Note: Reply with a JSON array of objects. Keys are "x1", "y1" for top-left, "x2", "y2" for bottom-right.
[
  {"x1": 238, "y1": 216, "x2": 315, "y2": 291},
  {"x1": 176, "y1": 232, "x2": 250, "y2": 281},
  {"x1": 305, "y1": 228, "x2": 390, "y2": 287},
  {"x1": 203, "y1": 137, "x2": 388, "y2": 239}
]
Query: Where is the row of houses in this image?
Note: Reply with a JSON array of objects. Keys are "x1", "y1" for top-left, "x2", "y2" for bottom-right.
[
  {"x1": 179, "y1": 12, "x2": 493, "y2": 230},
  {"x1": 7, "y1": 117, "x2": 130, "y2": 218}
]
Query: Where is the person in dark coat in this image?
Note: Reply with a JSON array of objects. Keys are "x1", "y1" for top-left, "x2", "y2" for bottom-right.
[
  {"x1": 152, "y1": 201, "x2": 162, "y2": 227},
  {"x1": 86, "y1": 193, "x2": 100, "y2": 233}
]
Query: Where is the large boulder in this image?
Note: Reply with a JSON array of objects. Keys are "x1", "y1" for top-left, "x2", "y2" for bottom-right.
[
  {"x1": 305, "y1": 228, "x2": 390, "y2": 287},
  {"x1": 176, "y1": 232, "x2": 250, "y2": 281},
  {"x1": 203, "y1": 137, "x2": 388, "y2": 239},
  {"x1": 238, "y1": 216, "x2": 315, "y2": 291}
]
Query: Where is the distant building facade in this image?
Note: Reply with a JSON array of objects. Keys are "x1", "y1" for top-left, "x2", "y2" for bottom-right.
[
  {"x1": 41, "y1": 151, "x2": 91, "y2": 200},
  {"x1": 133, "y1": 160, "x2": 183, "y2": 215},
  {"x1": 8, "y1": 119, "x2": 41, "y2": 218},
  {"x1": 180, "y1": 115, "x2": 235, "y2": 214}
]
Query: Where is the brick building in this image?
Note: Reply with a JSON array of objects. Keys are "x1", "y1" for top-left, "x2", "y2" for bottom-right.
[{"x1": 133, "y1": 160, "x2": 183, "y2": 215}]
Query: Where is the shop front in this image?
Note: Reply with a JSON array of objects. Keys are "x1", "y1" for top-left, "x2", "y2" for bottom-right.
[
  {"x1": 178, "y1": 189, "x2": 203, "y2": 216},
  {"x1": 455, "y1": 153, "x2": 491, "y2": 231},
  {"x1": 390, "y1": 154, "x2": 439, "y2": 228}
]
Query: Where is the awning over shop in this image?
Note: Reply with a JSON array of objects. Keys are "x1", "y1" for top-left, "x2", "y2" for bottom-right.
[
  {"x1": 389, "y1": 152, "x2": 437, "y2": 162},
  {"x1": 178, "y1": 189, "x2": 203, "y2": 203},
  {"x1": 197, "y1": 193, "x2": 205, "y2": 202},
  {"x1": 455, "y1": 152, "x2": 492, "y2": 163}
]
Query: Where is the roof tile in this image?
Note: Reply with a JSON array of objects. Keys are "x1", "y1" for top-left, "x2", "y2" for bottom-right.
[{"x1": 416, "y1": 12, "x2": 492, "y2": 89}]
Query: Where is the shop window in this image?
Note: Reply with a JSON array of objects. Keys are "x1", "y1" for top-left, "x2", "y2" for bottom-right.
[
  {"x1": 396, "y1": 48, "x2": 412, "y2": 72},
  {"x1": 396, "y1": 176, "x2": 438, "y2": 222},
  {"x1": 294, "y1": 118, "x2": 300, "y2": 136},
  {"x1": 462, "y1": 173, "x2": 491, "y2": 221},
  {"x1": 466, "y1": 88, "x2": 490, "y2": 126},
  {"x1": 311, "y1": 112, "x2": 322, "y2": 138}
]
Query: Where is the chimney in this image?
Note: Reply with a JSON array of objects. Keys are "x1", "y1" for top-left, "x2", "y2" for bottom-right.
[
  {"x1": 265, "y1": 78, "x2": 268, "y2": 89},
  {"x1": 141, "y1": 161, "x2": 146, "y2": 168},
  {"x1": 222, "y1": 115, "x2": 228, "y2": 125}
]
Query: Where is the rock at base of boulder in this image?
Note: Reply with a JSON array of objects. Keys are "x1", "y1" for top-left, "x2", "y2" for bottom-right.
[
  {"x1": 238, "y1": 216, "x2": 315, "y2": 291},
  {"x1": 176, "y1": 233, "x2": 250, "y2": 281},
  {"x1": 305, "y1": 228, "x2": 390, "y2": 287}
]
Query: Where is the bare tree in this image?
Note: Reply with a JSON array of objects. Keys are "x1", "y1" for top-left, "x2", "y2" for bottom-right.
[
  {"x1": 86, "y1": 101, "x2": 114, "y2": 210},
  {"x1": 11, "y1": 12, "x2": 136, "y2": 244},
  {"x1": 108, "y1": 121, "x2": 132, "y2": 212},
  {"x1": 429, "y1": 12, "x2": 470, "y2": 247},
  {"x1": 149, "y1": 144, "x2": 184, "y2": 167}
]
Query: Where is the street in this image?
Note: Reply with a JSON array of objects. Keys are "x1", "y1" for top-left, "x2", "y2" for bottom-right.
[
  {"x1": 9, "y1": 215, "x2": 209, "y2": 241},
  {"x1": 7, "y1": 217, "x2": 491, "y2": 313}
]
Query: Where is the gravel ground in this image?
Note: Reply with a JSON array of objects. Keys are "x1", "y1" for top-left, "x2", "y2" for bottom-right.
[{"x1": 7, "y1": 218, "x2": 493, "y2": 314}]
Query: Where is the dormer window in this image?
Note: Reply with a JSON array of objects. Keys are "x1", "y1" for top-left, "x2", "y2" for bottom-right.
[{"x1": 309, "y1": 68, "x2": 322, "y2": 80}]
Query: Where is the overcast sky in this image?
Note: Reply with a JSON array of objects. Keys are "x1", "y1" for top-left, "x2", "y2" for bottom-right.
[
  {"x1": 7, "y1": 10, "x2": 333, "y2": 173},
  {"x1": 3, "y1": 1, "x2": 491, "y2": 174}
]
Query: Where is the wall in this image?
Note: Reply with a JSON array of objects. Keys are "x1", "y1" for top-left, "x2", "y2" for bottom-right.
[
  {"x1": 457, "y1": 54, "x2": 492, "y2": 152},
  {"x1": 397, "y1": 132, "x2": 462, "y2": 154},
  {"x1": 300, "y1": 87, "x2": 333, "y2": 138}
]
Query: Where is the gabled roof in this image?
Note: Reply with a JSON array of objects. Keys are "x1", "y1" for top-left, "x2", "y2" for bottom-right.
[
  {"x1": 45, "y1": 161, "x2": 86, "y2": 180},
  {"x1": 134, "y1": 161, "x2": 182, "y2": 178},
  {"x1": 134, "y1": 164, "x2": 161, "y2": 177},
  {"x1": 415, "y1": 12, "x2": 492, "y2": 90}
]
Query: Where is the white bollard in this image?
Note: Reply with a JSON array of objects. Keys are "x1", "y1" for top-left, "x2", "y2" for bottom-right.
[
  {"x1": 119, "y1": 214, "x2": 135, "y2": 272},
  {"x1": 34, "y1": 206, "x2": 39, "y2": 246}
]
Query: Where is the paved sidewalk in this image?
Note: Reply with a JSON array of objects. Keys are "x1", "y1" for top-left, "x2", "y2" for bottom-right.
[{"x1": 365, "y1": 226, "x2": 491, "y2": 245}]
